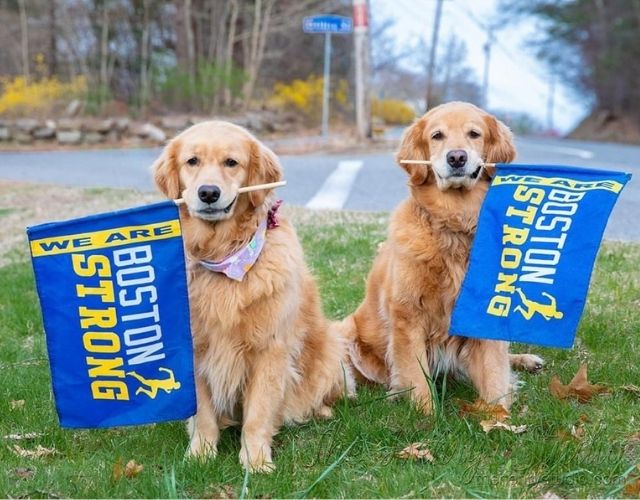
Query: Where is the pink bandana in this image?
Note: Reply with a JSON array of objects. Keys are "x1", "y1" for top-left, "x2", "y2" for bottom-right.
[{"x1": 199, "y1": 201, "x2": 282, "y2": 281}]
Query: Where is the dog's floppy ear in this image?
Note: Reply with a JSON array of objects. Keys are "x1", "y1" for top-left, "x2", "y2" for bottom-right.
[
  {"x1": 152, "y1": 139, "x2": 181, "y2": 199},
  {"x1": 395, "y1": 117, "x2": 431, "y2": 186},
  {"x1": 483, "y1": 115, "x2": 516, "y2": 165},
  {"x1": 247, "y1": 140, "x2": 283, "y2": 208}
]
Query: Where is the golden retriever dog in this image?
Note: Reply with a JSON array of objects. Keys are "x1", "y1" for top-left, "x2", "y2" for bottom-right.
[
  {"x1": 152, "y1": 121, "x2": 354, "y2": 472},
  {"x1": 344, "y1": 102, "x2": 543, "y2": 414}
]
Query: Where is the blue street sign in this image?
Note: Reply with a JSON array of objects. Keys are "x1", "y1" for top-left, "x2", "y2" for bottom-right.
[{"x1": 303, "y1": 15, "x2": 353, "y2": 34}]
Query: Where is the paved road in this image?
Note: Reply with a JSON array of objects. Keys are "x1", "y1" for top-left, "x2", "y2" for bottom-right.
[{"x1": 0, "y1": 137, "x2": 637, "y2": 240}]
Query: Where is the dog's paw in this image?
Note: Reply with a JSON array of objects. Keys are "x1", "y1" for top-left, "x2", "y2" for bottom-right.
[
  {"x1": 510, "y1": 354, "x2": 545, "y2": 373},
  {"x1": 240, "y1": 444, "x2": 275, "y2": 474},
  {"x1": 411, "y1": 390, "x2": 434, "y2": 416},
  {"x1": 186, "y1": 437, "x2": 218, "y2": 460},
  {"x1": 315, "y1": 405, "x2": 334, "y2": 419}
]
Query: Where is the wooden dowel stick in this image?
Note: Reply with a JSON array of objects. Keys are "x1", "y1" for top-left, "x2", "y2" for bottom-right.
[
  {"x1": 399, "y1": 159, "x2": 496, "y2": 168},
  {"x1": 238, "y1": 180, "x2": 287, "y2": 193},
  {"x1": 174, "y1": 180, "x2": 287, "y2": 205}
]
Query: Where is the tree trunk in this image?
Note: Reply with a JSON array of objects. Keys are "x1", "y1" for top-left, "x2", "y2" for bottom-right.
[
  {"x1": 18, "y1": 0, "x2": 30, "y2": 81},
  {"x1": 184, "y1": 0, "x2": 196, "y2": 107},
  {"x1": 243, "y1": 0, "x2": 275, "y2": 110},
  {"x1": 224, "y1": 0, "x2": 239, "y2": 108},
  {"x1": 48, "y1": 0, "x2": 58, "y2": 77},
  {"x1": 140, "y1": 0, "x2": 151, "y2": 112},
  {"x1": 99, "y1": 2, "x2": 110, "y2": 105}
]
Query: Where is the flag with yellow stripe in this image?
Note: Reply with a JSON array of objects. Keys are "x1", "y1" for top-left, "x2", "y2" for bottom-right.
[{"x1": 27, "y1": 201, "x2": 196, "y2": 428}]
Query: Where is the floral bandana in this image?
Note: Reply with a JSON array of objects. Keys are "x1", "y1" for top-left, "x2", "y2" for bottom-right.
[{"x1": 199, "y1": 201, "x2": 282, "y2": 281}]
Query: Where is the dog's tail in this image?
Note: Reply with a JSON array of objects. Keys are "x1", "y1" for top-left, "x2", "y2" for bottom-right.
[{"x1": 335, "y1": 314, "x2": 388, "y2": 385}]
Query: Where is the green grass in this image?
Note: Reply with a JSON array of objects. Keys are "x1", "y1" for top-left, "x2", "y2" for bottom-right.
[{"x1": 1, "y1": 220, "x2": 639, "y2": 498}]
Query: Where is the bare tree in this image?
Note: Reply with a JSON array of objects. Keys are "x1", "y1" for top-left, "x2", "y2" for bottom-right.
[
  {"x1": 18, "y1": 0, "x2": 29, "y2": 80},
  {"x1": 242, "y1": 0, "x2": 275, "y2": 109}
]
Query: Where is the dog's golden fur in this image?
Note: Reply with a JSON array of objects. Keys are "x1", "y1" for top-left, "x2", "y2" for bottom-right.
[
  {"x1": 344, "y1": 102, "x2": 542, "y2": 413},
  {"x1": 152, "y1": 121, "x2": 354, "y2": 472}
]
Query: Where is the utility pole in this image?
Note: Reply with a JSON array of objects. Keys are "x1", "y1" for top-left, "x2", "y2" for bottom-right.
[
  {"x1": 547, "y1": 75, "x2": 556, "y2": 133},
  {"x1": 425, "y1": 0, "x2": 444, "y2": 111},
  {"x1": 481, "y1": 26, "x2": 493, "y2": 109},
  {"x1": 353, "y1": 0, "x2": 371, "y2": 139},
  {"x1": 321, "y1": 32, "x2": 332, "y2": 138}
]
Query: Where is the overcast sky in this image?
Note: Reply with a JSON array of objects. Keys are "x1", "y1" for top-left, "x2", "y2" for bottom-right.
[{"x1": 371, "y1": 0, "x2": 589, "y2": 133}]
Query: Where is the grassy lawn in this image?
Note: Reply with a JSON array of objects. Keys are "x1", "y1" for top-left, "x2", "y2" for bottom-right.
[{"x1": 1, "y1": 186, "x2": 639, "y2": 498}]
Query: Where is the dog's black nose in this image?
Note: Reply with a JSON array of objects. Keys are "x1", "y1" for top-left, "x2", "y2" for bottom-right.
[
  {"x1": 198, "y1": 185, "x2": 221, "y2": 204},
  {"x1": 447, "y1": 149, "x2": 468, "y2": 169}
]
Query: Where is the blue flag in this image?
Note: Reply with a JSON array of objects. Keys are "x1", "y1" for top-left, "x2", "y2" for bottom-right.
[
  {"x1": 451, "y1": 164, "x2": 631, "y2": 348},
  {"x1": 27, "y1": 201, "x2": 196, "y2": 428}
]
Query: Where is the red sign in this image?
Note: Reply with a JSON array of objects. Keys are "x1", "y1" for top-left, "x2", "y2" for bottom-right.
[{"x1": 353, "y1": 2, "x2": 368, "y2": 28}]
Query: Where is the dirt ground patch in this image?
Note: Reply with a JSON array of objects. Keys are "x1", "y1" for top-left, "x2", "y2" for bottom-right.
[
  {"x1": 0, "y1": 181, "x2": 160, "y2": 266},
  {"x1": 0, "y1": 180, "x2": 386, "y2": 266}
]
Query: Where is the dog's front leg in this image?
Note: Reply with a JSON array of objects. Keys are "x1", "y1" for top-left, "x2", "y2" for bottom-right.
[
  {"x1": 465, "y1": 339, "x2": 513, "y2": 409},
  {"x1": 186, "y1": 374, "x2": 220, "y2": 458},
  {"x1": 389, "y1": 304, "x2": 433, "y2": 415},
  {"x1": 239, "y1": 343, "x2": 287, "y2": 473}
]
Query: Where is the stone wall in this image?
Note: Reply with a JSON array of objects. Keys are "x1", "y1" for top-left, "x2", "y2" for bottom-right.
[{"x1": 0, "y1": 112, "x2": 297, "y2": 147}]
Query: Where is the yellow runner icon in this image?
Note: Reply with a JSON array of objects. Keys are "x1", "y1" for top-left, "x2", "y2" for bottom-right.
[
  {"x1": 126, "y1": 367, "x2": 181, "y2": 399},
  {"x1": 514, "y1": 288, "x2": 564, "y2": 321}
]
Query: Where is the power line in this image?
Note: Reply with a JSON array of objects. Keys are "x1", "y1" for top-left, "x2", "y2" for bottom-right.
[{"x1": 453, "y1": 0, "x2": 574, "y2": 115}]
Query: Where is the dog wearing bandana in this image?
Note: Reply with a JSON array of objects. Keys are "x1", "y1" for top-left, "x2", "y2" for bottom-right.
[{"x1": 152, "y1": 121, "x2": 355, "y2": 473}]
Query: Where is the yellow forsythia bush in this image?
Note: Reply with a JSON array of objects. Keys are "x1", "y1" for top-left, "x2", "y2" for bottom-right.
[
  {"x1": 371, "y1": 98, "x2": 415, "y2": 125},
  {"x1": 271, "y1": 75, "x2": 349, "y2": 122},
  {"x1": 0, "y1": 75, "x2": 87, "y2": 116}
]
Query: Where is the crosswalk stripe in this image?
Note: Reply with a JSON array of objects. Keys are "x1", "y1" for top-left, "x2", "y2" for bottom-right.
[{"x1": 305, "y1": 160, "x2": 364, "y2": 210}]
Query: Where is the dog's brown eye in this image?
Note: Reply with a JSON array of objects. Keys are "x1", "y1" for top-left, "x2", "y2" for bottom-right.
[
  {"x1": 469, "y1": 130, "x2": 481, "y2": 139},
  {"x1": 224, "y1": 158, "x2": 238, "y2": 167},
  {"x1": 432, "y1": 131, "x2": 444, "y2": 140},
  {"x1": 186, "y1": 157, "x2": 199, "y2": 166}
]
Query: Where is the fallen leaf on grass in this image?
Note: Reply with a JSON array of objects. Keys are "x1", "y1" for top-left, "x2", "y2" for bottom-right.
[
  {"x1": 620, "y1": 384, "x2": 640, "y2": 396},
  {"x1": 112, "y1": 458, "x2": 144, "y2": 480},
  {"x1": 629, "y1": 432, "x2": 640, "y2": 443},
  {"x1": 624, "y1": 465, "x2": 640, "y2": 496},
  {"x1": 549, "y1": 364, "x2": 608, "y2": 403},
  {"x1": 207, "y1": 484, "x2": 237, "y2": 499},
  {"x1": 571, "y1": 424, "x2": 586, "y2": 440},
  {"x1": 458, "y1": 399, "x2": 509, "y2": 422},
  {"x1": 14, "y1": 467, "x2": 34, "y2": 479},
  {"x1": 517, "y1": 404, "x2": 529, "y2": 418},
  {"x1": 397, "y1": 442, "x2": 434, "y2": 462},
  {"x1": 480, "y1": 420, "x2": 527, "y2": 434},
  {"x1": 540, "y1": 492, "x2": 562, "y2": 499},
  {"x1": 3, "y1": 432, "x2": 44, "y2": 441},
  {"x1": 10, "y1": 400, "x2": 25, "y2": 410},
  {"x1": 10, "y1": 444, "x2": 57, "y2": 458}
]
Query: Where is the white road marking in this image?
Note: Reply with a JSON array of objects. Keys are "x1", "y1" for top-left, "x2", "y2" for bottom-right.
[
  {"x1": 521, "y1": 141, "x2": 594, "y2": 159},
  {"x1": 306, "y1": 160, "x2": 364, "y2": 210}
]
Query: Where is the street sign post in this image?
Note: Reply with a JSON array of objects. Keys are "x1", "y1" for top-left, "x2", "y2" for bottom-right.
[{"x1": 303, "y1": 15, "x2": 353, "y2": 137}]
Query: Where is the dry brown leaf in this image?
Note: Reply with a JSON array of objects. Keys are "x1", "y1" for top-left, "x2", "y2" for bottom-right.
[
  {"x1": 112, "y1": 458, "x2": 124, "y2": 481},
  {"x1": 540, "y1": 492, "x2": 562, "y2": 499},
  {"x1": 112, "y1": 458, "x2": 144, "y2": 480},
  {"x1": 549, "y1": 364, "x2": 608, "y2": 403},
  {"x1": 624, "y1": 466, "x2": 640, "y2": 497},
  {"x1": 480, "y1": 420, "x2": 528, "y2": 434},
  {"x1": 571, "y1": 425, "x2": 586, "y2": 440},
  {"x1": 620, "y1": 384, "x2": 640, "y2": 396},
  {"x1": 10, "y1": 444, "x2": 57, "y2": 458},
  {"x1": 396, "y1": 442, "x2": 434, "y2": 462},
  {"x1": 458, "y1": 399, "x2": 510, "y2": 422},
  {"x1": 628, "y1": 432, "x2": 640, "y2": 443},
  {"x1": 14, "y1": 467, "x2": 34, "y2": 479},
  {"x1": 3, "y1": 432, "x2": 44, "y2": 441},
  {"x1": 124, "y1": 460, "x2": 144, "y2": 478},
  {"x1": 10, "y1": 400, "x2": 25, "y2": 410},
  {"x1": 207, "y1": 484, "x2": 237, "y2": 499},
  {"x1": 517, "y1": 404, "x2": 530, "y2": 418}
]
